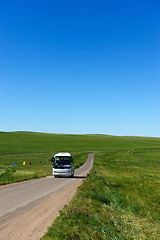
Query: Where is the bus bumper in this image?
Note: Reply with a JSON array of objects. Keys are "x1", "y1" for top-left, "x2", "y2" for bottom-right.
[{"x1": 53, "y1": 168, "x2": 74, "y2": 177}]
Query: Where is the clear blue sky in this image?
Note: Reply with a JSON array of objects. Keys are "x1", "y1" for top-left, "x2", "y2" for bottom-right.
[{"x1": 0, "y1": 0, "x2": 160, "y2": 137}]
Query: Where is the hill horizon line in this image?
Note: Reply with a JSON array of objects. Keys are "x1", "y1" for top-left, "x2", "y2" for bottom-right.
[{"x1": 0, "y1": 130, "x2": 160, "y2": 139}]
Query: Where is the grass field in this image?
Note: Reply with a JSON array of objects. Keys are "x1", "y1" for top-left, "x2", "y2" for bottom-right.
[
  {"x1": 0, "y1": 131, "x2": 160, "y2": 154},
  {"x1": 1, "y1": 131, "x2": 160, "y2": 186},
  {"x1": 42, "y1": 150, "x2": 160, "y2": 239},
  {"x1": 1, "y1": 131, "x2": 160, "y2": 238}
]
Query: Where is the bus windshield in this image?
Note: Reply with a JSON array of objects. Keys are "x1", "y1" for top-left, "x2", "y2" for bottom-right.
[{"x1": 53, "y1": 156, "x2": 72, "y2": 168}]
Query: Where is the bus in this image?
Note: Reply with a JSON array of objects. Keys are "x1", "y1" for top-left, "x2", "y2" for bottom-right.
[{"x1": 52, "y1": 152, "x2": 74, "y2": 178}]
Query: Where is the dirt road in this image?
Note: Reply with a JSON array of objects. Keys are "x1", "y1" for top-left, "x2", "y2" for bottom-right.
[{"x1": 0, "y1": 153, "x2": 95, "y2": 240}]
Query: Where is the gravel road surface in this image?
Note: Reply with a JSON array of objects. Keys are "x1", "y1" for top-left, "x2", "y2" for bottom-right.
[{"x1": 0, "y1": 152, "x2": 95, "y2": 240}]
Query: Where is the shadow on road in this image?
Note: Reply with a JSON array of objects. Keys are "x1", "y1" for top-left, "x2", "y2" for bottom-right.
[
  {"x1": 73, "y1": 176, "x2": 86, "y2": 179},
  {"x1": 56, "y1": 176, "x2": 86, "y2": 179}
]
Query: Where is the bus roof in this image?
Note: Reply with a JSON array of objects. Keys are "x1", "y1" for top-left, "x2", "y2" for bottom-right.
[{"x1": 54, "y1": 152, "x2": 72, "y2": 157}]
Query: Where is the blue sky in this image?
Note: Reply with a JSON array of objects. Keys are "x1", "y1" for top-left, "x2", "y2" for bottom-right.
[{"x1": 0, "y1": 0, "x2": 160, "y2": 137}]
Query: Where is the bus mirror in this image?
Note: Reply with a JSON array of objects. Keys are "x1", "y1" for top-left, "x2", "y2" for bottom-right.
[{"x1": 51, "y1": 157, "x2": 54, "y2": 162}]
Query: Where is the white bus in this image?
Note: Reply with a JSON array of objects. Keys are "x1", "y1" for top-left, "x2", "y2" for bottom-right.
[{"x1": 52, "y1": 152, "x2": 74, "y2": 178}]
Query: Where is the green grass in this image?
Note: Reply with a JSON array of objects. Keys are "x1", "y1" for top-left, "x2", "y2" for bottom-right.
[
  {"x1": 1, "y1": 131, "x2": 160, "y2": 186},
  {"x1": 1, "y1": 131, "x2": 160, "y2": 237},
  {"x1": 42, "y1": 150, "x2": 160, "y2": 239},
  {"x1": 0, "y1": 131, "x2": 160, "y2": 154},
  {"x1": 0, "y1": 152, "x2": 89, "y2": 185}
]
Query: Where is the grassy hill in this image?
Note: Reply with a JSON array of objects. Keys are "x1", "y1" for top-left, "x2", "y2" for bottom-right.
[{"x1": 0, "y1": 131, "x2": 160, "y2": 154}]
